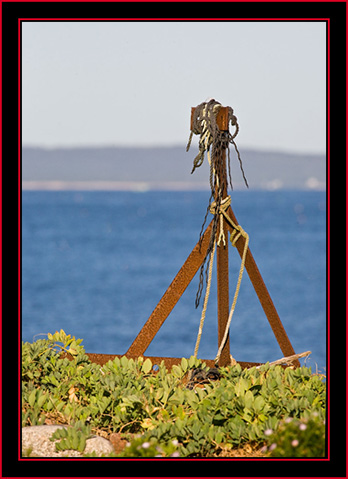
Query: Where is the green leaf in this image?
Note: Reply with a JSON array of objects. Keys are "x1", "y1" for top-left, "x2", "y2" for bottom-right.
[
  {"x1": 37, "y1": 392, "x2": 47, "y2": 409},
  {"x1": 189, "y1": 356, "x2": 199, "y2": 368},
  {"x1": 24, "y1": 370, "x2": 34, "y2": 380},
  {"x1": 244, "y1": 390, "x2": 254, "y2": 409},
  {"x1": 56, "y1": 438, "x2": 68, "y2": 451},
  {"x1": 258, "y1": 413, "x2": 268, "y2": 423},
  {"x1": 155, "y1": 388, "x2": 164, "y2": 401},
  {"x1": 142, "y1": 358, "x2": 152, "y2": 374},
  {"x1": 242, "y1": 408, "x2": 253, "y2": 423},
  {"x1": 162, "y1": 390, "x2": 169, "y2": 405},
  {"x1": 214, "y1": 412, "x2": 225, "y2": 422},
  {"x1": 181, "y1": 357, "x2": 188, "y2": 371},
  {"x1": 235, "y1": 378, "x2": 248, "y2": 397},
  {"x1": 53, "y1": 428, "x2": 68, "y2": 439},
  {"x1": 98, "y1": 396, "x2": 111, "y2": 413},
  {"x1": 175, "y1": 418, "x2": 184, "y2": 431},
  {"x1": 254, "y1": 395, "x2": 265, "y2": 413},
  {"x1": 28, "y1": 389, "x2": 37, "y2": 407},
  {"x1": 120, "y1": 356, "x2": 128, "y2": 369},
  {"x1": 47, "y1": 374, "x2": 59, "y2": 387},
  {"x1": 72, "y1": 433, "x2": 79, "y2": 450},
  {"x1": 46, "y1": 397, "x2": 56, "y2": 411},
  {"x1": 78, "y1": 435, "x2": 86, "y2": 453},
  {"x1": 171, "y1": 365, "x2": 182, "y2": 377},
  {"x1": 195, "y1": 387, "x2": 206, "y2": 401}
]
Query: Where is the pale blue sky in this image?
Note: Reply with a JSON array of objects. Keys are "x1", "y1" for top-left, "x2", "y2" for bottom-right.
[{"x1": 22, "y1": 21, "x2": 326, "y2": 154}]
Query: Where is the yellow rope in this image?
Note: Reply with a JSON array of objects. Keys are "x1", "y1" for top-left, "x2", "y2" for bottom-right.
[
  {"x1": 201, "y1": 102, "x2": 221, "y2": 190},
  {"x1": 193, "y1": 194, "x2": 249, "y2": 365},
  {"x1": 214, "y1": 201, "x2": 249, "y2": 364},
  {"x1": 209, "y1": 196, "x2": 231, "y2": 246},
  {"x1": 193, "y1": 240, "x2": 216, "y2": 359}
]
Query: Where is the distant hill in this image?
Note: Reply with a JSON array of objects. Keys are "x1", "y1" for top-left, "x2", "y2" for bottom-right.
[{"x1": 22, "y1": 146, "x2": 326, "y2": 190}]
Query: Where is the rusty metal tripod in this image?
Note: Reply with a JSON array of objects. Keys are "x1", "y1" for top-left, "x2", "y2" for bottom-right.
[
  {"x1": 84, "y1": 105, "x2": 299, "y2": 369},
  {"x1": 123, "y1": 106, "x2": 300, "y2": 369}
]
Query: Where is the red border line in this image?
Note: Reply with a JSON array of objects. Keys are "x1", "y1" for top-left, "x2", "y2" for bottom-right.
[
  {"x1": 326, "y1": 17, "x2": 330, "y2": 462},
  {"x1": 18, "y1": 17, "x2": 330, "y2": 21},
  {"x1": 5, "y1": 0, "x2": 340, "y2": 2},
  {"x1": 18, "y1": 17, "x2": 22, "y2": 464},
  {"x1": 0, "y1": 0, "x2": 2, "y2": 471},
  {"x1": 18, "y1": 17, "x2": 330, "y2": 464}
]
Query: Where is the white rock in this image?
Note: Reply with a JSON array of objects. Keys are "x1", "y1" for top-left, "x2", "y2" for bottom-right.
[
  {"x1": 84, "y1": 436, "x2": 114, "y2": 456},
  {"x1": 22, "y1": 425, "x2": 114, "y2": 457}
]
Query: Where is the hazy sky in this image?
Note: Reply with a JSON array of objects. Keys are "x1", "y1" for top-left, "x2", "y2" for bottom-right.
[{"x1": 22, "y1": 21, "x2": 326, "y2": 154}]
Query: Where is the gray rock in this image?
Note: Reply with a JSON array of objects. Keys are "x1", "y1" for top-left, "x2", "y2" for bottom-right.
[
  {"x1": 84, "y1": 435, "x2": 115, "y2": 456},
  {"x1": 22, "y1": 425, "x2": 114, "y2": 457}
]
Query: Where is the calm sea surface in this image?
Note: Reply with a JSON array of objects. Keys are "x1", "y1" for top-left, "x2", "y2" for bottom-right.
[{"x1": 21, "y1": 190, "x2": 327, "y2": 371}]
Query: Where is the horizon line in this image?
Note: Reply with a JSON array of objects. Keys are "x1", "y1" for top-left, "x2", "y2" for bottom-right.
[{"x1": 22, "y1": 180, "x2": 326, "y2": 192}]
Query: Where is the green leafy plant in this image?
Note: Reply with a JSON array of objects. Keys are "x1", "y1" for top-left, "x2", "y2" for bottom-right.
[
  {"x1": 49, "y1": 421, "x2": 93, "y2": 453},
  {"x1": 263, "y1": 413, "x2": 326, "y2": 457},
  {"x1": 22, "y1": 331, "x2": 326, "y2": 457},
  {"x1": 120, "y1": 435, "x2": 180, "y2": 458}
]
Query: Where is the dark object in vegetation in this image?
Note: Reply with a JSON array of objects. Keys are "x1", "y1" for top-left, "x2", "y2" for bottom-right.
[{"x1": 186, "y1": 367, "x2": 221, "y2": 389}]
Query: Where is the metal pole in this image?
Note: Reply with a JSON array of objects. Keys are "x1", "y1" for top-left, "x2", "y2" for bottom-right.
[{"x1": 216, "y1": 148, "x2": 231, "y2": 367}]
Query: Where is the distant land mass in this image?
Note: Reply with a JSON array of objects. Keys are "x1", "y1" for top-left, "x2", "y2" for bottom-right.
[{"x1": 22, "y1": 146, "x2": 326, "y2": 191}]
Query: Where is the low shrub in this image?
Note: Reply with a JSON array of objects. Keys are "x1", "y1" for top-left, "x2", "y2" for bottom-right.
[
  {"x1": 263, "y1": 414, "x2": 326, "y2": 457},
  {"x1": 21, "y1": 330, "x2": 326, "y2": 457}
]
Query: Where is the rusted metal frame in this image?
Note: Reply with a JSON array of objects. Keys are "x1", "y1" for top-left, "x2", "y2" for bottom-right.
[
  {"x1": 225, "y1": 205, "x2": 300, "y2": 368},
  {"x1": 85, "y1": 104, "x2": 299, "y2": 371},
  {"x1": 85, "y1": 352, "x2": 263, "y2": 370},
  {"x1": 126, "y1": 220, "x2": 214, "y2": 357}
]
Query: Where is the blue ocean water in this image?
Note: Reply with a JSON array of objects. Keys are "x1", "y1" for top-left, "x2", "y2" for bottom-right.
[{"x1": 21, "y1": 190, "x2": 327, "y2": 371}]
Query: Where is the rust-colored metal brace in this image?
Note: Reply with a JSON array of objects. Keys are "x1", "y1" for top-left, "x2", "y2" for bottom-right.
[{"x1": 126, "y1": 106, "x2": 299, "y2": 368}]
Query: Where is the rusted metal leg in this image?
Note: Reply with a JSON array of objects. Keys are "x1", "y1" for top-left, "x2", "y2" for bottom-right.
[
  {"x1": 126, "y1": 220, "x2": 213, "y2": 357},
  {"x1": 216, "y1": 221, "x2": 231, "y2": 367},
  {"x1": 226, "y1": 206, "x2": 300, "y2": 368},
  {"x1": 215, "y1": 149, "x2": 231, "y2": 367}
]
